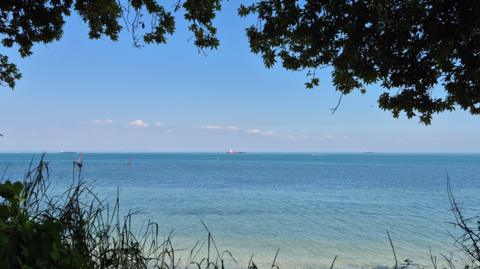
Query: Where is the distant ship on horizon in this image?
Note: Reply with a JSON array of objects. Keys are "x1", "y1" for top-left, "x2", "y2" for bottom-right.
[
  {"x1": 59, "y1": 150, "x2": 77, "y2": 154},
  {"x1": 227, "y1": 149, "x2": 245, "y2": 154}
]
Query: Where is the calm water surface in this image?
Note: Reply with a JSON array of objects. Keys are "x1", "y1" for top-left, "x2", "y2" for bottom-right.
[{"x1": 1, "y1": 153, "x2": 479, "y2": 269}]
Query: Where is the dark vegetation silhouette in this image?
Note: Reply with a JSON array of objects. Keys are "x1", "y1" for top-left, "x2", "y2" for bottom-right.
[
  {"x1": 448, "y1": 180, "x2": 480, "y2": 267},
  {"x1": 0, "y1": 156, "x2": 479, "y2": 269},
  {"x1": 1, "y1": 1, "x2": 480, "y2": 124},
  {"x1": 0, "y1": 156, "x2": 242, "y2": 269}
]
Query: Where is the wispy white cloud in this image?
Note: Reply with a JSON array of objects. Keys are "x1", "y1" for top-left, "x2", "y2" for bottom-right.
[
  {"x1": 246, "y1": 129, "x2": 276, "y2": 136},
  {"x1": 284, "y1": 134, "x2": 310, "y2": 140},
  {"x1": 283, "y1": 133, "x2": 352, "y2": 141},
  {"x1": 284, "y1": 133, "x2": 349, "y2": 141},
  {"x1": 128, "y1": 119, "x2": 150, "y2": 127},
  {"x1": 92, "y1": 119, "x2": 113, "y2": 125},
  {"x1": 320, "y1": 134, "x2": 335, "y2": 140},
  {"x1": 199, "y1": 125, "x2": 276, "y2": 136},
  {"x1": 199, "y1": 125, "x2": 240, "y2": 131},
  {"x1": 310, "y1": 134, "x2": 351, "y2": 141},
  {"x1": 200, "y1": 125, "x2": 224, "y2": 130},
  {"x1": 246, "y1": 128, "x2": 261, "y2": 134},
  {"x1": 154, "y1": 122, "x2": 164, "y2": 127},
  {"x1": 198, "y1": 124, "x2": 347, "y2": 142}
]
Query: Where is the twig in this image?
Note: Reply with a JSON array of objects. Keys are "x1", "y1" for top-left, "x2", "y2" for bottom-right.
[
  {"x1": 330, "y1": 255, "x2": 338, "y2": 269},
  {"x1": 448, "y1": 177, "x2": 480, "y2": 263},
  {"x1": 330, "y1": 93, "x2": 344, "y2": 114},
  {"x1": 271, "y1": 248, "x2": 280, "y2": 269},
  {"x1": 429, "y1": 247, "x2": 437, "y2": 269},
  {"x1": 387, "y1": 231, "x2": 398, "y2": 269}
]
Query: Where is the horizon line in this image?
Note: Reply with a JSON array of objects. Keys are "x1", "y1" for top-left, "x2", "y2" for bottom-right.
[{"x1": 0, "y1": 151, "x2": 479, "y2": 154}]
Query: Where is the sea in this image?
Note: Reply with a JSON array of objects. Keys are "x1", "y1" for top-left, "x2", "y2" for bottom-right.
[{"x1": 0, "y1": 153, "x2": 479, "y2": 269}]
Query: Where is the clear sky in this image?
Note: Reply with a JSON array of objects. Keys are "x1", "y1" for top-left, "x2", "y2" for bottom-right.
[{"x1": 0, "y1": 3, "x2": 479, "y2": 153}]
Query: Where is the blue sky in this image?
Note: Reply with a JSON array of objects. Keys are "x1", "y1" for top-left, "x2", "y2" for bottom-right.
[{"x1": 0, "y1": 3, "x2": 479, "y2": 153}]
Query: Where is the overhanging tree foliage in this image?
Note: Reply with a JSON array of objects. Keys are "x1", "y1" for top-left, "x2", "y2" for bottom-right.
[{"x1": 1, "y1": 0, "x2": 480, "y2": 124}]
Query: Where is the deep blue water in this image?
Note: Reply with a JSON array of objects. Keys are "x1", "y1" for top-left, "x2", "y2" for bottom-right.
[{"x1": 1, "y1": 153, "x2": 479, "y2": 269}]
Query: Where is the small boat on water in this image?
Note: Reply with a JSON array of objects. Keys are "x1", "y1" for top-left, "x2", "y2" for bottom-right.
[
  {"x1": 60, "y1": 150, "x2": 77, "y2": 154},
  {"x1": 227, "y1": 149, "x2": 245, "y2": 154}
]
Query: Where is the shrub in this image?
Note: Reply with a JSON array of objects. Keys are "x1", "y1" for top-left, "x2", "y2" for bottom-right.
[{"x1": 0, "y1": 179, "x2": 90, "y2": 269}]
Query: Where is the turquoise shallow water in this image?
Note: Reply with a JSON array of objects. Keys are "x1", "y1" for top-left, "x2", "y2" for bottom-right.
[{"x1": 1, "y1": 153, "x2": 479, "y2": 269}]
